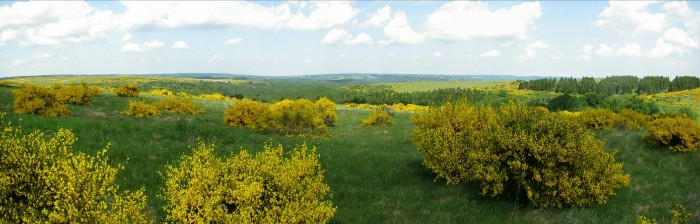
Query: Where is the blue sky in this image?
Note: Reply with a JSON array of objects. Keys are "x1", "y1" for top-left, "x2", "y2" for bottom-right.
[{"x1": 0, "y1": 1, "x2": 699, "y2": 77}]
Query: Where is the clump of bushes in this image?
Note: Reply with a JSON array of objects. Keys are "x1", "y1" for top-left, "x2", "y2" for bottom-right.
[
  {"x1": 115, "y1": 83, "x2": 140, "y2": 97},
  {"x1": 123, "y1": 100, "x2": 160, "y2": 117},
  {"x1": 149, "y1": 88, "x2": 173, "y2": 96},
  {"x1": 154, "y1": 97, "x2": 204, "y2": 115},
  {"x1": 12, "y1": 84, "x2": 70, "y2": 117},
  {"x1": 412, "y1": 100, "x2": 630, "y2": 208},
  {"x1": 162, "y1": 141, "x2": 336, "y2": 223},
  {"x1": 223, "y1": 98, "x2": 338, "y2": 137},
  {"x1": 56, "y1": 82, "x2": 101, "y2": 105},
  {"x1": 0, "y1": 113, "x2": 150, "y2": 223},
  {"x1": 577, "y1": 108, "x2": 624, "y2": 130},
  {"x1": 362, "y1": 106, "x2": 393, "y2": 127},
  {"x1": 643, "y1": 117, "x2": 700, "y2": 152}
]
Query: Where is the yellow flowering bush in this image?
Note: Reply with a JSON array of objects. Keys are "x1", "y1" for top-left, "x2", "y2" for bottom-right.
[
  {"x1": 56, "y1": 82, "x2": 101, "y2": 105},
  {"x1": 315, "y1": 97, "x2": 337, "y2": 126},
  {"x1": 0, "y1": 113, "x2": 150, "y2": 223},
  {"x1": 154, "y1": 97, "x2": 204, "y2": 115},
  {"x1": 643, "y1": 117, "x2": 700, "y2": 152},
  {"x1": 115, "y1": 83, "x2": 140, "y2": 97},
  {"x1": 577, "y1": 108, "x2": 624, "y2": 130},
  {"x1": 637, "y1": 204, "x2": 693, "y2": 224},
  {"x1": 412, "y1": 100, "x2": 630, "y2": 208},
  {"x1": 362, "y1": 107, "x2": 393, "y2": 127},
  {"x1": 12, "y1": 84, "x2": 70, "y2": 117},
  {"x1": 224, "y1": 98, "x2": 336, "y2": 137},
  {"x1": 123, "y1": 100, "x2": 160, "y2": 118},
  {"x1": 224, "y1": 99, "x2": 270, "y2": 130},
  {"x1": 162, "y1": 141, "x2": 336, "y2": 223},
  {"x1": 148, "y1": 88, "x2": 174, "y2": 96},
  {"x1": 618, "y1": 109, "x2": 649, "y2": 130}
]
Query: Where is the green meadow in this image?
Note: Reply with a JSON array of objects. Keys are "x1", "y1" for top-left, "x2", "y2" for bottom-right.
[{"x1": 0, "y1": 75, "x2": 698, "y2": 223}]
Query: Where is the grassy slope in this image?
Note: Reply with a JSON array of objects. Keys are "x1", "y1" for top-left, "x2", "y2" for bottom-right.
[{"x1": 0, "y1": 87, "x2": 698, "y2": 223}]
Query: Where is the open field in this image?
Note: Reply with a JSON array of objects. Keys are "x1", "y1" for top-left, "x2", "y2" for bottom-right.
[{"x1": 1, "y1": 81, "x2": 698, "y2": 223}]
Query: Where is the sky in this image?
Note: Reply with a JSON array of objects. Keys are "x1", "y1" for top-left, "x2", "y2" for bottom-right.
[{"x1": 0, "y1": 1, "x2": 699, "y2": 78}]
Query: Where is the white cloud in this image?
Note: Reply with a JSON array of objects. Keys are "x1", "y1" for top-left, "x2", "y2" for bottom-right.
[
  {"x1": 121, "y1": 33, "x2": 132, "y2": 42},
  {"x1": 662, "y1": 1, "x2": 700, "y2": 32},
  {"x1": 32, "y1": 52, "x2": 52, "y2": 59},
  {"x1": 596, "y1": 1, "x2": 665, "y2": 32},
  {"x1": 433, "y1": 51, "x2": 442, "y2": 58},
  {"x1": 119, "y1": 1, "x2": 357, "y2": 31},
  {"x1": 577, "y1": 44, "x2": 593, "y2": 60},
  {"x1": 171, "y1": 41, "x2": 189, "y2": 50},
  {"x1": 594, "y1": 44, "x2": 616, "y2": 56},
  {"x1": 208, "y1": 54, "x2": 220, "y2": 64},
  {"x1": 321, "y1": 29, "x2": 349, "y2": 44},
  {"x1": 424, "y1": 1, "x2": 541, "y2": 41},
  {"x1": 520, "y1": 41, "x2": 548, "y2": 59},
  {"x1": 120, "y1": 39, "x2": 164, "y2": 52},
  {"x1": 381, "y1": 11, "x2": 424, "y2": 45},
  {"x1": 11, "y1": 59, "x2": 26, "y2": 66},
  {"x1": 303, "y1": 58, "x2": 313, "y2": 64},
  {"x1": 480, "y1": 50, "x2": 501, "y2": 58},
  {"x1": 0, "y1": 1, "x2": 115, "y2": 46},
  {"x1": 617, "y1": 43, "x2": 642, "y2": 57},
  {"x1": 360, "y1": 5, "x2": 392, "y2": 28},
  {"x1": 345, "y1": 33, "x2": 372, "y2": 45},
  {"x1": 225, "y1": 38, "x2": 244, "y2": 45},
  {"x1": 647, "y1": 28, "x2": 699, "y2": 58},
  {"x1": 321, "y1": 29, "x2": 372, "y2": 45}
]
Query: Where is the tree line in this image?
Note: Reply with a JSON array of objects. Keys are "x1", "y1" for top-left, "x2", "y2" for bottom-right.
[{"x1": 519, "y1": 76, "x2": 700, "y2": 95}]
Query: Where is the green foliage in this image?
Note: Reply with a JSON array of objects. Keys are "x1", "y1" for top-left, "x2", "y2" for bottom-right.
[
  {"x1": 637, "y1": 204, "x2": 693, "y2": 224},
  {"x1": 412, "y1": 101, "x2": 630, "y2": 208},
  {"x1": 578, "y1": 77, "x2": 597, "y2": 94},
  {"x1": 0, "y1": 113, "x2": 150, "y2": 223},
  {"x1": 162, "y1": 141, "x2": 336, "y2": 223},
  {"x1": 123, "y1": 100, "x2": 160, "y2": 117},
  {"x1": 519, "y1": 78, "x2": 557, "y2": 91},
  {"x1": 154, "y1": 97, "x2": 204, "y2": 115},
  {"x1": 56, "y1": 82, "x2": 101, "y2": 105},
  {"x1": 643, "y1": 117, "x2": 700, "y2": 152},
  {"x1": 362, "y1": 106, "x2": 394, "y2": 127},
  {"x1": 546, "y1": 93, "x2": 587, "y2": 112},
  {"x1": 577, "y1": 108, "x2": 623, "y2": 130},
  {"x1": 617, "y1": 109, "x2": 649, "y2": 130},
  {"x1": 669, "y1": 76, "x2": 700, "y2": 92},
  {"x1": 596, "y1": 76, "x2": 638, "y2": 95},
  {"x1": 224, "y1": 99, "x2": 270, "y2": 130},
  {"x1": 637, "y1": 76, "x2": 670, "y2": 94},
  {"x1": 12, "y1": 84, "x2": 70, "y2": 117},
  {"x1": 555, "y1": 77, "x2": 579, "y2": 94},
  {"x1": 115, "y1": 83, "x2": 140, "y2": 97}
]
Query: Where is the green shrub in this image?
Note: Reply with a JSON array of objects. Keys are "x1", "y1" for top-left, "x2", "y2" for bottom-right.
[
  {"x1": 643, "y1": 117, "x2": 700, "y2": 152},
  {"x1": 0, "y1": 113, "x2": 150, "y2": 223},
  {"x1": 123, "y1": 101, "x2": 160, "y2": 117},
  {"x1": 115, "y1": 83, "x2": 140, "y2": 97},
  {"x1": 56, "y1": 82, "x2": 101, "y2": 105},
  {"x1": 12, "y1": 84, "x2": 69, "y2": 117},
  {"x1": 154, "y1": 97, "x2": 204, "y2": 115},
  {"x1": 162, "y1": 141, "x2": 336, "y2": 223},
  {"x1": 362, "y1": 106, "x2": 393, "y2": 127},
  {"x1": 412, "y1": 100, "x2": 630, "y2": 208}
]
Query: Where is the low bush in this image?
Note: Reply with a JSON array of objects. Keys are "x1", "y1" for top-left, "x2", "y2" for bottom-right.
[
  {"x1": 123, "y1": 101, "x2": 160, "y2": 118},
  {"x1": 617, "y1": 109, "x2": 649, "y2": 130},
  {"x1": 315, "y1": 97, "x2": 337, "y2": 126},
  {"x1": 162, "y1": 141, "x2": 336, "y2": 223},
  {"x1": 577, "y1": 108, "x2": 624, "y2": 130},
  {"x1": 0, "y1": 113, "x2": 150, "y2": 223},
  {"x1": 362, "y1": 106, "x2": 393, "y2": 127},
  {"x1": 149, "y1": 88, "x2": 174, "y2": 96},
  {"x1": 224, "y1": 98, "x2": 337, "y2": 137},
  {"x1": 154, "y1": 97, "x2": 204, "y2": 115},
  {"x1": 56, "y1": 82, "x2": 101, "y2": 105},
  {"x1": 12, "y1": 84, "x2": 69, "y2": 117},
  {"x1": 412, "y1": 100, "x2": 630, "y2": 208},
  {"x1": 115, "y1": 83, "x2": 140, "y2": 97},
  {"x1": 643, "y1": 117, "x2": 700, "y2": 152},
  {"x1": 223, "y1": 99, "x2": 270, "y2": 130}
]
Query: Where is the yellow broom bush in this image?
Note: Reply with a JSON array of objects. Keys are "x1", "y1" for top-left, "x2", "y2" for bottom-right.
[
  {"x1": 162, "y1": 141, "x2": 336, "y2": 223},
  {"x1": 154, "y1": 97, "x2": 204, "y2": 115},
  {"x1": 12, "y1": 84, "x2": 69, "y2": 117},
  {"x1": 412, "y1": 100, "x2": 630, "y2": 208},
  {"x1": 362, "y1": 106, "x2": 393, "y2": 127},
  {"x1": 56, "y1": 82, "x2": 101, "y2": 105},
  {"x1": 115, "y1": 83, "x2": 140, "y2": 97},
  {"x1": 643, "y1": 117, "x2": 700, "y2": 152},
  {"x1": 123, "y1": 100, "x2": 160, "y2": 118},
  {"x1": 0, "y1": 113, "x2": 150, "y2": 223}
]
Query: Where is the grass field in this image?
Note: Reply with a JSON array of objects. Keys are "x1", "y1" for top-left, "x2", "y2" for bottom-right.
[
  {"x1": 382, "y1": 81, "x2": 506, "y2": 93},
  {"x1": 0, "y1": 86, "x2": 698, "y2": 223}
]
